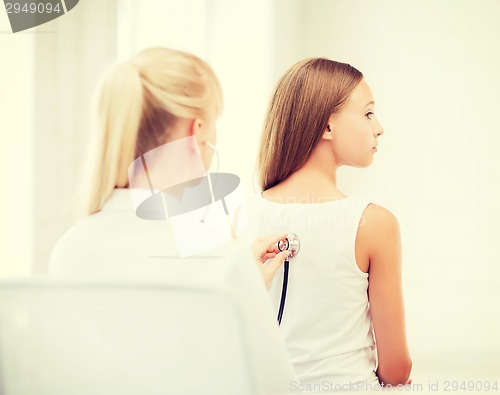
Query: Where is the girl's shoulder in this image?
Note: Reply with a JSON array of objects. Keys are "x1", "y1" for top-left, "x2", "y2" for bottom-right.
[
  {"x1": 358, "y1": 202, "x2": 400, "y2": 251},
  {"x1": 361, "y1": 203, "x2": 399, "y2": 227}
]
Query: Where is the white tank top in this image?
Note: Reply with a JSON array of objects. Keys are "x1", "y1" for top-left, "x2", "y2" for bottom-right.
[{"x1": 245, "y1": 194, "x2": 378, "y2": 386}]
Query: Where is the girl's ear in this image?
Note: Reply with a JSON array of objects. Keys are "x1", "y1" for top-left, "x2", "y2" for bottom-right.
[
  {"x1": 323, "y1": 114, "x2": 335, "y2": 140},
  {"x1": 322, "y1": 123, "x2": 334, "y2": 140}
]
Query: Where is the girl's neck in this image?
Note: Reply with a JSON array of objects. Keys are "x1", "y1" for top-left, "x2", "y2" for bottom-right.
[{"x1": 263, "y1": 148, "x2": 346, "y2": 203}]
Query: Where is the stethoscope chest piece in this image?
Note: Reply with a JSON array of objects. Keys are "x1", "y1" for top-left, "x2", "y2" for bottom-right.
[{"x1": 278, "y1": 233, "x2": 300, "y2": 259}]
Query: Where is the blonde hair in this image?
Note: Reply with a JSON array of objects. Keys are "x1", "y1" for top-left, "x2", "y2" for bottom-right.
[
  {"x1": 258, "y1": 58, "x2": 363, "y2": 191},
  {"x1": 80, "y1": 47, "x2": 222, "y2": 216}
]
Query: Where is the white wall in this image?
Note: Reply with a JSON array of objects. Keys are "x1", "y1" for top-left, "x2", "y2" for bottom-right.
[
  {"x1": 204, "y1": 0, "x2": 275, "y2": 192},
  {"x1": 0, "y1": 10, "x2": 34, "y2": 277}
]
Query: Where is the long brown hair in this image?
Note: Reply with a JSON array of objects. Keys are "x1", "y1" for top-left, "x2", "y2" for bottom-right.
[{"x1": 258, "y1": 58, "x2": 363, "y2": 191}]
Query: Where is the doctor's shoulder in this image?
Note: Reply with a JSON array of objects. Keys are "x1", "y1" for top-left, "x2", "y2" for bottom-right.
[{"x1": 48, "y1": 213, "x2": 112, "y2": 276}]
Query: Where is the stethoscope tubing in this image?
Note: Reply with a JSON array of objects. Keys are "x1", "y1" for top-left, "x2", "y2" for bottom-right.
[{"x1": 276, "y1": 234, "x2": 299, "y2": 325}]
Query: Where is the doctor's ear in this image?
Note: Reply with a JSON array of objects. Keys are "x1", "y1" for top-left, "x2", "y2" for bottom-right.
[
  {"x1": 190, "y1": 118, "x2": 204, "y2": 139},
  {"x1": 322, "y1": 123, "x2": 334, "y2": 140}
]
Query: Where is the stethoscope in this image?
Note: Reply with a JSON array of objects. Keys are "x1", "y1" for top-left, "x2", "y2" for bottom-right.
[{"x1": 276, "y1": 233, "x2": 300, "y2": 325}]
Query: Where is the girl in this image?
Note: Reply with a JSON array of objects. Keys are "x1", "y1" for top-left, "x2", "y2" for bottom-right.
[{"x1": 248, "y1": 58, "x2": 412, "y2": 387}]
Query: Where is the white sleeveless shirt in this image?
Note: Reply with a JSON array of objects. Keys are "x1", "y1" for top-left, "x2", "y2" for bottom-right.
[{"x1": 244, "y1": 194, "x2": 379, "y2": 387}]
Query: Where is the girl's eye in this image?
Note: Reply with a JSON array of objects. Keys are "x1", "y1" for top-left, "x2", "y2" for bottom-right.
[{"x1": 365, "y1": 112, "x2": 374, "y2": 120}]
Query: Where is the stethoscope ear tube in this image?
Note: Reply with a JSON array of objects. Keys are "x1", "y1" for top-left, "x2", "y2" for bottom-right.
[{"x1": 277, "y1": 234, "x2": 299, "y2": 325}]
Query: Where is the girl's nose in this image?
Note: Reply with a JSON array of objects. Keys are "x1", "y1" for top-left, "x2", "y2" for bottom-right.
[{"x1": 375, "y1": 121, "x2": 384, "y2": 137}]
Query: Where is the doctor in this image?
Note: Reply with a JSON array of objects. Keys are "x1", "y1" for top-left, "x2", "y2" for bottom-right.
[{"x1": 49, "y1": 47, "x2": 288, "y2": 282}]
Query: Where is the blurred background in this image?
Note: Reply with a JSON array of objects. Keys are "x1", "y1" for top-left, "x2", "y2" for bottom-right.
[{"x1": 1, "y1": 0, "x2": 499, "y2": 385}]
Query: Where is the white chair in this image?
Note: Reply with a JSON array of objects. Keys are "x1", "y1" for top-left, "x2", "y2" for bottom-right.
[{"x1": 0, "y1": 276, "x2": 296, "y2": 395}]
